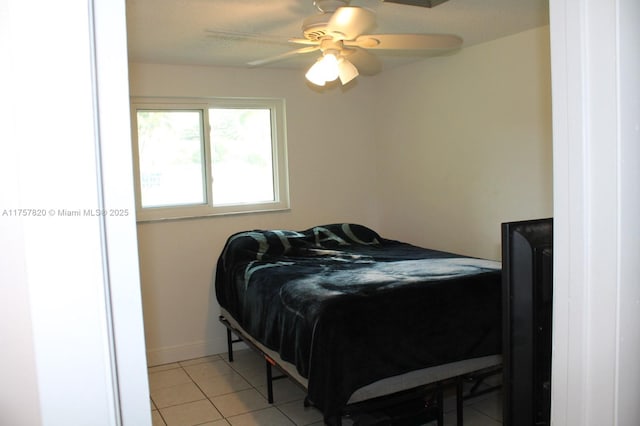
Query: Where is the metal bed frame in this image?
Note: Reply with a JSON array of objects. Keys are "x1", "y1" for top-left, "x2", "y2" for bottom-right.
[{"x1": 219, "y1": 315, "x2": 501, "y2": 426}]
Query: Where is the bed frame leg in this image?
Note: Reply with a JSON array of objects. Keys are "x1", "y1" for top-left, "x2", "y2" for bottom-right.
[
  {"x1": 323, "y1": 415, "x2": 341, "y2": 426},
  {"x1": 266, "y1": 359, "x2": 274, "y2": 404},
  {"x1": 437, "y1": 383, "x2": 444, "y2": 426},
  {"x1": 456, "y1": 378, "x2": 464, "y2": 426},
  {"x1": 226, "y1": 328, "x2": 234, "y2": 362}
]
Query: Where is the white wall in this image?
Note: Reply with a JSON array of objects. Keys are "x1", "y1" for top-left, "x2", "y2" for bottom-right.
[
  {"x1": 128, "y1": 64, "x2": 383, "y2": 364},
  {"x1": 375, "y1": 27, "x2": 553, "y2": 260}
]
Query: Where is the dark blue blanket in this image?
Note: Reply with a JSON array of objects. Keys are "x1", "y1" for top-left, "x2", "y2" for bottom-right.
[{"x1": 215, "y1": 224, "x2": 501, "y2": 420}]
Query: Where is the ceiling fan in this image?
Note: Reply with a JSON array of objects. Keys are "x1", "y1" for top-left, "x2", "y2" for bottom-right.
[{"x1": 248, "y1": 0, "x2": 463, "y2": 86}]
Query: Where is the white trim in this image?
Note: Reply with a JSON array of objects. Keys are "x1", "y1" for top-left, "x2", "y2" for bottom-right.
[
  {"x1": 91, "y1": 0, "x2": 152, "y2": 424},
  {"x1": 613, "y1": 0, "x2": 640, "y2": 423},
  {"x1": 88, "y1": 0, "x2": 122, "y2": 422},
  {"x1": 146, "y1": 339, "x2": 237, "y2": 367},
  {"x1": 130, "y1": 97, "x2": 290, "y2": 222},
  {"x1": 548, "y1": 0, "x2": 588, "y2": 419},
  {"x1": 550, "y1": 0, "x2": 640, "y2": 424}
]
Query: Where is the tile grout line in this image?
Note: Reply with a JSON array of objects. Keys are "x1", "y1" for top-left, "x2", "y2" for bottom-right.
[
  {"x1": 150, "y1": 363, "x2": 222, "y2": 426},
  {"x1": 221, "y1": 353, "x2": 306, "y2": 425},
  {"x1": 157, "y1": 354, "x2": 301, "y2": 425},
  {"x1": 179, "y1": 364, "x2": 226, "y2": 422}
]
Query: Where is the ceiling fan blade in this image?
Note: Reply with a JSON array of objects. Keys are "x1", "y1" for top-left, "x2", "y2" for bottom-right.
[
  {"x1": 342, "y1": 47, "x2": 381, "y2": 75},
  {"x1": 288, "y1": 38, "x2": 320, "y2": 46},
  {"x1": 205, "y1": 29, "x2": 289, "y2": 45},
  {"x1": 327, "y1": 6, "x2": 377, "y2": 41},
  {"x1": 247, "y1": 46, "x2": 320, "y2": 67},
  {"x1": 351, "y1": 33, "x2": 463, "y2": 50}
]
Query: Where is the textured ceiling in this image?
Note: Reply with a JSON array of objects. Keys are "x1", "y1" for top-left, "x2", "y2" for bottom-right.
[{"x1": 126, "y1": 0, "x2": 549, "y2": 70}]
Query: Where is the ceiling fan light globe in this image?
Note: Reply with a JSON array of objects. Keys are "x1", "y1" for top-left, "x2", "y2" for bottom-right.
[
  {"x1": 320, "y1": 53, "x2": 340, "y2": 82},
  {"x1": 338, "y1": 58, "x2": 358, "y2": 84},
  {"x1": 305, "y1": 59, "x2": 328, "y2": 86}
]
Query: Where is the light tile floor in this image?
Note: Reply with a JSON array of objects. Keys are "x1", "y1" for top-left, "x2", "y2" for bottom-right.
[{"x1": 149, "y1": 349, "x2": 503, "y2": 426}]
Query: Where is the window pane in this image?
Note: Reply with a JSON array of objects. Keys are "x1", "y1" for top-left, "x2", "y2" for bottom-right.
[
  {"x1": 209, "y1": 108, "x2": 275, "y2": 205},
  {"x1": 136, "y1": 110, "x2": 205, "y2": 208}
]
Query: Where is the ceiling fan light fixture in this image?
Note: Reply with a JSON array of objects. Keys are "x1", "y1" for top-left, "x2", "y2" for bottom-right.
[
  {"x1": 244, "y1": 1, "x2": 464, "y2": 86},
  {"x1": 305, "y1": 51, "x2": 340, "y2": 86}
]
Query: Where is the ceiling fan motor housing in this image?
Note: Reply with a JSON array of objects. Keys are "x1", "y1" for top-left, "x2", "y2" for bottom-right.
[
  {"x1": 304, "y1": 0, "x2": 350, "y2": 41},
  {"x1": 302, "y1": 15, "x2": 332, "y2": 41}
]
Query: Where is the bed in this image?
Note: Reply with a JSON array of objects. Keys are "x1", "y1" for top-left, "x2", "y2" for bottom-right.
[{"x1": 214, "y1": 223, "x2": 502, "y2": 424}]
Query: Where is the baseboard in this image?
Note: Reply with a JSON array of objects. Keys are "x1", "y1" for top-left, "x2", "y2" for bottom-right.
[{"x1": 146, "y1": 338, "x2": 223, "y2": 367}]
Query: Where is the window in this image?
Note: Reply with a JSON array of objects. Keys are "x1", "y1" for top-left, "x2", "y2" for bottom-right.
[{"x1": 131, "y1": 98, "x2": 289, "y2": 221}]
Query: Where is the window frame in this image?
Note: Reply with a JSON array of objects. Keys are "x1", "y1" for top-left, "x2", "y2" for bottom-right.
[{"x1": 130, "y1": 97, "x2": 290, "y2": 222}]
